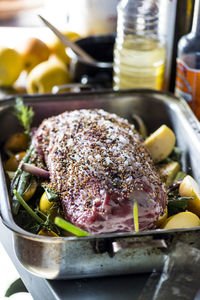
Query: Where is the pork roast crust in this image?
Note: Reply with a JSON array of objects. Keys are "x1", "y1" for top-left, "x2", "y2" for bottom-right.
[{"x1": 33, "y1": 109, "x2": 167, "y2": 234}]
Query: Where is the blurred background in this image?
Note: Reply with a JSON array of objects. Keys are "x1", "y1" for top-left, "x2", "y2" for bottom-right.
[
  {"x1": 0, "y1": 0, "x2": 119, "y2": 32},
  {"x1": 0, "y1": 0, "x2": 195, "y2": 92}
]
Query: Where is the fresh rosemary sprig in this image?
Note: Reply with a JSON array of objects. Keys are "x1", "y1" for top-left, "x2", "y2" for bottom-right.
[
  {"x1": 41, "y1": 184, "x2": 59, "y2": 202},
  {"x1": 13, "y1": 97, "x2": 34, "y2": 137}
]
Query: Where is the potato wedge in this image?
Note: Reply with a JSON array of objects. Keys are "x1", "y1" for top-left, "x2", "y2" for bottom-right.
[
  {"x1": 23, "y1": 178, "x2": 37, "y2": 202},
  {"x1": 179, "y1": 175, "x2": 200, "y2": 215},
  {"x1": 156, "y1": 207, "x2": 168, "y2": 228},
  {"x1": 157, "y1": 161, "x2": 180, "y2": 187},
  {"x1": 5, "y1": 151, "x2": 26, "y2": 171},
  {"x1": 4, "y1": 132, "x2": 28, "y2": 153},
  {"x1": 144, "y1": 125, "x2": 175, "y2": 163},
  {"x1": 162, "y1": 211, "x2": 200, "y2": 229},
  {"x1": 38, "y1": 228, "x2": 59, "y2": 237}
]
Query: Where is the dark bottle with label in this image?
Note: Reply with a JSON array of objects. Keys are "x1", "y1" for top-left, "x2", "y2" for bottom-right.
[{"x1": 175, "y1": 0, "x2": 200, "y2": 119}]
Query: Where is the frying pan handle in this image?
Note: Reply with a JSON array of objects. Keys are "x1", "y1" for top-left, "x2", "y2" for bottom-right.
[
  {"x1": 52, "y1": 83, "x2": 92, "y2": 94},
  {"x1": 112, "y1": 239, "x2": 167, "y2": 253}
]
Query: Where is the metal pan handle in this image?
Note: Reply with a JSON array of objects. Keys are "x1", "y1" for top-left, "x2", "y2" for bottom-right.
[
  {"x1": 52, "y1": 83, "x2": 92, "y2": 94},
  {"x1": 112, "y1": 239, "x2": 167, "y2": 253}
]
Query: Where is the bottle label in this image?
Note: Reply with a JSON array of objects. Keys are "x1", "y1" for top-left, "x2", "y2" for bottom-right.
[{"x1": 175, "y1": 58, "x2": 200, "y2": 119}]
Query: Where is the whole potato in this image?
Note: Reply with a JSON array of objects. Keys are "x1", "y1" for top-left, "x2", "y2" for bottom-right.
[
  {"x1": 4, "y1": 132, "x2": 28, "y2": 153},
  {"x1": 5, "y1": 151, "x2": 26, "y2": 171}
]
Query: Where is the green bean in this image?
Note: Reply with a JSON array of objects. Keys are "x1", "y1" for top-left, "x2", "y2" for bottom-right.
[{"x1": 11, "y1": 147, "x2": 36, "y2": 215}]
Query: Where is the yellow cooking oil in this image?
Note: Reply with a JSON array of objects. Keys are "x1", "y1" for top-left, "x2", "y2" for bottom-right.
[{"x1": 113, "y1": 35, "x2": 166, "y2": 90}]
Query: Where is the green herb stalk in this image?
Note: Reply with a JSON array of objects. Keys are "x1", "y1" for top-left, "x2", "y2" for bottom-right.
[
  {"x1": 14, "y1": 97, "x2": 34, "y2": 137},
  {"x1": 13, "y1": 190, "x2": 43, "y2": 224},
  {"x1": 54, "y1": 217, "x2": 90, "y2": 237},
  {"x1": 133, "y1": 201, "x2": 139, "y2": 232}
]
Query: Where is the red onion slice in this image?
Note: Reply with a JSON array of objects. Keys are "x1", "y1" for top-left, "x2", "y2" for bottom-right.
[{"x1": 21, "y1": 163, "x2": 50, "y2": 179}]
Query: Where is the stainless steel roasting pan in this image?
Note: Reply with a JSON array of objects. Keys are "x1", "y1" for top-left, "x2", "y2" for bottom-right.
[{"x1": 1, "y1": 89, "x2": 200, "y2": 280}]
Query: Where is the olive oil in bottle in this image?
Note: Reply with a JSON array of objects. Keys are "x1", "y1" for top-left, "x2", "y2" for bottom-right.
[
  {"x1": 113, "y1": 0, "x2": 166, "y2": 90},
  {"x1": 113, "y1": 35, "x2": 165, "y2": 89}
]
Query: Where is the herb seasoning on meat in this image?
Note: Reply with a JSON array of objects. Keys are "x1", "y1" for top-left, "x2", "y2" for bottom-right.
[{"x1": 33, "y1": 109, "x2": 167, "y2": 234}]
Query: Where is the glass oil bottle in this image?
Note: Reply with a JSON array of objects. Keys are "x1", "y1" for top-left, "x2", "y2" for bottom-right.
[{"x1": 113, "y1": 0, "x2": 166, "y2": 90}]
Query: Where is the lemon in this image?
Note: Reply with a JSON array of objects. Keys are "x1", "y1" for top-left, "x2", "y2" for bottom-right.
[
  {"x1": 179, "y1": 175, "x2": 200, "y2": 216},
  {"x1": 0, "y1": 46, "x2": 23, "y2": 86},
  {"x1": 144, "y1": 125, "x2": 175, "y2": 163},
  {"x1": 162, "y1": 211, "x2": 200, "y2": 230},
  {"x1": 47, "y1": 31, "x2": 81, "y2": 64},
  {"x1": 26, "y1": 57, "x2": 70, "y2": 94},
  {"x1": 18, "y1": 37, "x2": 50, "y2": 72}
]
